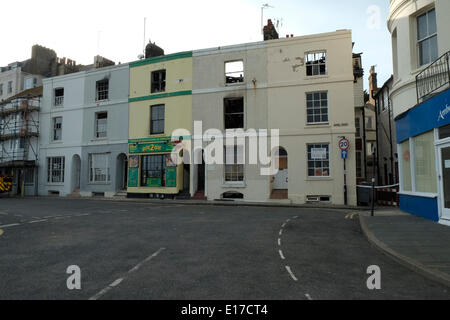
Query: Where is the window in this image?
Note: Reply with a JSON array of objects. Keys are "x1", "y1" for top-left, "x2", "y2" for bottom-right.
[
  {"x1": 224, "y1": 145, "x2": 244, "y2": 182},
  {"x1": 141, "y1": 155, "x2": 166, "y2": 187},
  {"x1": 417, "y1": 8, "x2": 438, "y2": 66},
  {"x1": 95, "y1": 112, "x2": 107, "y2": 138},
  {"x1": 307, "y1": 144, "x2": 330, "y2": 177},
  {"x1": 150, "y1": 105, "x2": 165, "y2": 134},
  {"x1": 151, "y1": 70, "x2": 166, "y2": 93},
  {"x1": 7, "y1": 81, "x2": 12, "y2": 94},
  {"x1": 224, "y1": 98, "x2": 244, "y2": 129},
  {"x1": 306, "y1": 92, "x2": 328, "y2": 124},
  {"x1": 225, "y1": 61, "x2": 244, "y2": 84},
  {"x1": 54, "y1": 88, "x2": 64, "y2": 106},
  {"x1": 413, "y1": 131, "x2": 437, "y2": 193},
  {"x1": 89, "y1": 153, "x2": 110, "y2": 183},
  {"x1": 0, "y1": 83, "x2": 3, "y2": 96},
  {"x1": 96, "y1": 79, "x2": 109, "y2": 101},
  {"x1": 19, "y1": 138, "x2": 25, "y2": 149},
  {"x1": 47, "y1": 157, "x2": 65, "y2": 183},
  {"x1": 400, "y1": 140, "x2": 412, "y2": 191},
  {"x1": 367, "y1": 116, "x2": 373, "y2": 129},
  {"x1": 306, "y1": 52, "x2": 326, "y2": 76},
  {"x1": 24, "y1": 78, "x2": 37, "y2": 90},
  {"x1": 53, "y1": 117, "x2": 62, "y2": 141}
]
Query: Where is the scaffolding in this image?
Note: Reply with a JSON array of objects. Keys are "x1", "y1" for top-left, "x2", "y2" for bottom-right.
[{"x1": 0, "y1": 87, "x2": 41, "y2": 195}]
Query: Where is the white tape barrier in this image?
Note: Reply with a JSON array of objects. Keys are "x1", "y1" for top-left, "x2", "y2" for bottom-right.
[{"x1": 356, "y1": 183, "x2": 399, "y2": 190}]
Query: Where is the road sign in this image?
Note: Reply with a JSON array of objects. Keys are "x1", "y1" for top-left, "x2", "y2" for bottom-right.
[
  {"x1": 339, "y1": 138, "x2": 350, "y2": 151},
  {"x1": 341, "y1": 150, "x2": 348, "y2": 159}
]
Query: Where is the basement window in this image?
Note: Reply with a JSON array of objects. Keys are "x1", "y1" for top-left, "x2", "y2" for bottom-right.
[
  {"x1": 221, "y1": 191, "x2": 244, "y2": 200},
  {"x1": 306, "y1": 52, "x2": 327, "y2": 76},
  {"x1": 225, "y1": 61, "x2": 244, "y2": 84}
]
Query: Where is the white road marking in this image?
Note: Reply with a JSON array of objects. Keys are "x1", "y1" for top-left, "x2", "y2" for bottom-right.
[
  {"x1": 89, "y1": 248, "x2": 166, "y2": 300},
  {"x1": 278, "y1": 238, "x2": 281, "y2": 246},
  {"x1": 305, "y1": 294, "x2": 313, "y2": 300},
  {"x1": 110, "y1": 278, "x2": 123, "y2": 287},
  {"x1": 279, "y1": 229, "x2": 283, "y2": 236},
  {"x1": 279, "y1": 250, "x2": 285, "y2": 260},
  {"x1": 0, "y1": 223, "x2": 20, "y2": 228},
  {"x1": 281, "y1": 223, "x2": 286, "y2": 228},
  {"x1": 293, "y1": 216, "x2": 299, "y2": 219},
  {"x1": 28, "y1": 219, "x2": 48, "y2": 224},
  {"x1": 286, "y1": 219, "x2": 291, "y2": 223},
  {"x1": 285, "y1": 266, "x2": 298, "y2": 281},
  {"x1": 75, "y1": 213, "x2": 90, "y2": 217}
]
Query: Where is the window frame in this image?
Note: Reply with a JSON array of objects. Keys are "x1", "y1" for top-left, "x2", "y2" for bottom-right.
[
  {"x1": 224, "y1": 144, "x2": 245, "y2": 183},
  {"x1": 225, "y1": 60, "x2": 245, "y2": 85},
  {"x1": 307, "y1": 143, "x2": 330, "y2": 178},
  {"x1": 52, "y1": 117, "x2": 62, "y2": 141},
  {"x1": 88, "y1": 153, "x2": 110, "y2": 184},
  {"x1": 151, "y1": 70, "x2": 166, "y2": 93},
  {"x1": 416, "y1": 8, "x2": 438, "y2": 67},
  {"x1": 54, "y1": 88, "x2": 64, "y2": 106},
  {"x1": 95, "y1": 112, "x2": 108, "y2": 138},
  {"x1": 96, "y1": 79, "x2": 109, "y2": 101},
  {"x1": 305, "y1": 51, "x2": 327, "y2": 77},
  {"x1": 306, "y1": 91, "x2": 329, "y2": 125},
  {"x1": 150, "y1": 104, "x2": 165, "y2": 135},
  {"x1": 47, "y1": 156, "x2": 65, "y2": 184},
  {"x1": 224, "y1": 97, "x2": 245, "y2": 129},
  {"x1": 140, "y1": 154, "x2": 166, "y2": 187}
]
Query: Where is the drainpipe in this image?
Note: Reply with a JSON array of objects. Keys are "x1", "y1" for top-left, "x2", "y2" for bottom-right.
[
  {"x1": 374, "y1": 95, "x2": 380, "y2": 185},
  {"x1": 362, "y1": 106, "x2": 367, "y2": 180},
  {"x1": 387, "y1": 86, "x2": 394, "y2": 184}
]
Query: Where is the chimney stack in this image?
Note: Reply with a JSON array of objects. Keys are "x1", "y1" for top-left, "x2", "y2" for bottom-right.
[{"x1": 263, "y1": 19, "x2": 279, "y2": 41}]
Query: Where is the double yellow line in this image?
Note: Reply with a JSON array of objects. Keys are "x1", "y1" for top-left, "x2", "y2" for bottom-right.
[{"x1": 345, "y1": 212, "x2": 359, "y2": 220}]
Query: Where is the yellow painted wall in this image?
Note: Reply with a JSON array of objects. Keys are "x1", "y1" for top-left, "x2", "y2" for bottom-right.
[
  {"x1": 129, "y1": 95, "x2": 192, "y2": 140},
  {"x1": 129, "y1": 58, "x2": 193, "y2": 99}
]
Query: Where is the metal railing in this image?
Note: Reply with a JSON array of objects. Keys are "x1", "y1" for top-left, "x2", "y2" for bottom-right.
[{"x1": 416, "y1": 51, "x2": 450, "y2": 104}]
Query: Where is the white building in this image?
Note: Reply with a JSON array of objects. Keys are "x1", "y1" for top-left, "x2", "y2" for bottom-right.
[
  {"x1": 192, "y1": 29, "x2": 359, "y2": 205},
  {"x1": 38, "y1": 61, "x2": 129, "y2": 197},
  {"x1": 389, "y1": 0, "x2": 450, "y2": 224}
]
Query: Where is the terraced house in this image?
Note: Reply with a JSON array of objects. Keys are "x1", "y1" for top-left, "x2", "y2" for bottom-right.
[
  {"x1": 38, "y1": 58, "x2": 129, "y2": 197},
  {"x1": 127, "y1": 43, "x2": 192, "y2": 198}
]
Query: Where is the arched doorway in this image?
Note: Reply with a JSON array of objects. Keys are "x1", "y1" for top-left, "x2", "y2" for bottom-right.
[
  {"x1": 71, "y1": 154, "x2": 81, "y2": 193},
  {"x1": 116, "y1": 153, "x2": 128, "y2": 191},
  {"x1": 271, "y1": 147, "x2": 288, "y2": 199}
]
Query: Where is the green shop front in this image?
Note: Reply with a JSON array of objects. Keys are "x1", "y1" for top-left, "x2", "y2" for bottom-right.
[{"x1": 127, "y1": 138, "x2": 184, "y2": 196}]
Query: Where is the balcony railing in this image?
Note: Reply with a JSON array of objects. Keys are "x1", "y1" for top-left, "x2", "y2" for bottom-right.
[
  {"x1": 416, "y1": 51, "x2": 450, "y2": 104},
  {"x1": 54, "y1": 96, "x2": 64, "y2": 106}
]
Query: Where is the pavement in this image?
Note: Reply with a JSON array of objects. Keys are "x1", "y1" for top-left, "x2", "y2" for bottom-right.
[{"x1": 360, "y1": 208, "x2": 450, "y2": 289}]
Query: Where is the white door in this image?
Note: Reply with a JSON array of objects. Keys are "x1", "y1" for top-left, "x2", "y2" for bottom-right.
[
  {"x1": 274, "y1": 169, "x2": 288, "y2": 189},
  {"x1": 438, "y1": 144, "x2": 450, "y2": 220}
]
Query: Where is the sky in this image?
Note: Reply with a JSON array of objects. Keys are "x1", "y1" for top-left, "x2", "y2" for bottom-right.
[{"x1": 0, "y1": 0, "x2": 392, "y2": 89}]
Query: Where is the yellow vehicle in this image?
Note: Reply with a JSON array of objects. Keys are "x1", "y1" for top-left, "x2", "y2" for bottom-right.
[{"x1": 0, "y1": 175, "x2": 13, "y2": 193}]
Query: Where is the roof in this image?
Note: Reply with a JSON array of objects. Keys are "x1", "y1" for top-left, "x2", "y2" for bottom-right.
[{"x1": 0, "y1": 86, "x2": 43, "y2": 106}]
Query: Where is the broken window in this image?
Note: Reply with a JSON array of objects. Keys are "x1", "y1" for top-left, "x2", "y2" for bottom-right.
[
  {"x1": 53, "y1": 117, "x2": 62, "y2": 141},
  {"x1": 54, "y1": 88, "x2": 64, "y2": 106},
  {"x1": 306, "y1": 52, "x2": 327, "y2": 76},
  {"x1": 151, "y1": 70, "x2": 166, "y2": 93},
  {"x1": 224, "y1": 98, "x2": 244, "y2": 129},
  {"x1": 95, "y1": 112, "x2": 107, "y2": 138},
  {"x1": 225, "y1": 61, "x2": 244, "y2": 84},
  {"x1": 96, "y1": 79, "x2": 109, "y2": 101}
]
